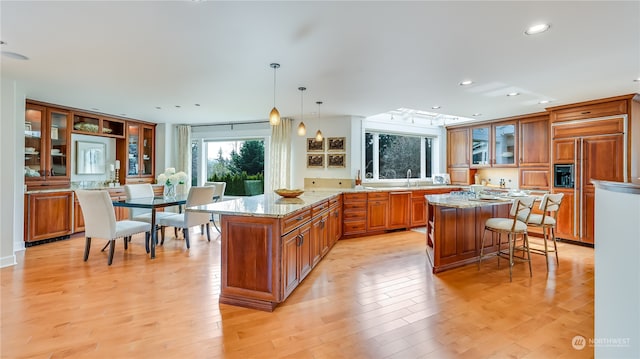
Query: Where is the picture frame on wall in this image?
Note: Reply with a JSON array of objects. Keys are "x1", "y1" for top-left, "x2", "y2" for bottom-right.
[
  {"x1": 327, "y1": 137, "x2": 346, "y2": 151},
  {"x1": 307, "y1": 138, "x2": 324, "y2": 152},
  {"x1": 76, "y1": 141, "x2": 106, "y2": 174},
  {"x1": 327, "y1": 153, "x2": 346, "y2": 168},
  {"x1": 307, "y1": 154, "x2": 325, "y2": 168}
]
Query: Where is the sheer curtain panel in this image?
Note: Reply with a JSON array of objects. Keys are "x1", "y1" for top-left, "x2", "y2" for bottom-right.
[
  {"x1": 177, "y1": 125, "x2": 192, "y2": 195},
  {"x1": 268, "y1": 118, "x2": 291, "y2": 192}
]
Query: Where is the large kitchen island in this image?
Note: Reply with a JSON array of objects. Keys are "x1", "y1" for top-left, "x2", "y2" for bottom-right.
[
  {"x1": 425, "y1": 194, "x2": 513, "y2": 273},
  {"x1": 190, "y1": 191, "x2": 343, "y2": 311}
]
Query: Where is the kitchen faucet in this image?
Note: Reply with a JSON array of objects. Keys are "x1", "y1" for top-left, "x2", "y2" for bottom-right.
[{"x1": 407, "y1": 169, "x2": 412, "y2": 187}]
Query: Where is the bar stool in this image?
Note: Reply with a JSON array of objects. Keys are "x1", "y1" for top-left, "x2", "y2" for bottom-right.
[
  {"x1": 519, "y1": 193, "x2": 564, "y2": 271},
  {"x1": 478, "y1": 197, "x2": 535, "y2": 281}
]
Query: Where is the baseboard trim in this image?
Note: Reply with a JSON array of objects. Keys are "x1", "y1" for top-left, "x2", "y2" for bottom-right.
[{"x1": 0, "y1": 254, "x2": 17, "y2": 268}]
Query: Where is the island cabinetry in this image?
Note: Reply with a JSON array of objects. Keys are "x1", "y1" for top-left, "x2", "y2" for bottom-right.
[
  {"x1": 25, "y1": 191, "x2": 73, "y2": 243},
  {"x1": 328, "y1": 195, "x2": 343, "y2": 247},
  {"x1": 311, "y1": 201, "x2": 329, "y2": 265},
  {"x1": 282, "y1": 220, "x2": 312, "y2": 299},
  {"x1": 367, "y1": 192, "x2": 389, "y2": 232},
  {"x1": 388, "y1": 191, "x2": 411, "y2": 230},
  {"x1": 425, "y1": 196, "x2": 510, "y2": 273},
  {"x1": 342, "y1": 193, "x2": 367, "y2": 236}
]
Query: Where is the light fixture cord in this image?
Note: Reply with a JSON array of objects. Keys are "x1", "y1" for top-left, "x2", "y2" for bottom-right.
[{"x1": 273, "y1": 67, "x2": 277, "y2": 106}]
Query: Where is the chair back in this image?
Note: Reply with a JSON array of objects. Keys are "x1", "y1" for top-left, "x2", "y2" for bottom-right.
[
  {"x1": 124, "y1": 184, "x2": 154, "y2": 219},
  {"x1": 75, "y1": 190, "x2": 117, "y2": 239},
  {"x1": 539, "y1": 193, "x2": 564, "y2": 223},
  {"x1": 205, "y1": 181, "x2": 227, "y2": 202},
  {"x1": 509, "y1": 196, "x2": 535, "y2": 230},
  {"x1": 185, "y1": 186, "x2": 217, "y2": 227}
]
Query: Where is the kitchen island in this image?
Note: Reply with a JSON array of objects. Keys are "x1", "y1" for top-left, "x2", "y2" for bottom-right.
[
  {"x1": 425, "y1": 194, "x2": 513, "y2": 273},
  {"x1": 189, "y1": 191, "x2": 342, "y2": 311}
]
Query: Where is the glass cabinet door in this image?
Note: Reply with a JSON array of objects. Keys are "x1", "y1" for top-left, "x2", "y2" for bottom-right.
[
  {"x1": 128, "y1": 124, "x2": 139, "y2": 176},
  {"x1": 471, "y1": 126, "x2": 490, "y2": 166},
  {"x1": 141, "y1": 126, "x2": 153, "y2": 176},
  {"x1": 493, "y1": 123, "x2": 516, "y2": 166},
  {"x1": 25, "y1": 104, "x2": 45, "y2": 179},
  {"x1": 48, "y1": 109, "x2": 69, "y2": 177}
]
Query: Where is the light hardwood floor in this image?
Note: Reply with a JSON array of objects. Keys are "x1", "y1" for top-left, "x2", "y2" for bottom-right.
[{"x1": 1, "y1": 229, "x2": 594, "y2": 358}]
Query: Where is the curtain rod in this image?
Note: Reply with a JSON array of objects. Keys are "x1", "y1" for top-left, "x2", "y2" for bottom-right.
[{"x1": 190, "y1": 120, "x2": 270, "y2": 128}]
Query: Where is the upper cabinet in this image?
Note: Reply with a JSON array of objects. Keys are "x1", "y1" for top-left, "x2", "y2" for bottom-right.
[
  {"x1": 469, "y1": 121, "x2": 517, "y2": 168},
  {"x1": 519, "y1": 115, "x2": 549, "y2": 167},
  {"x1": 119, "y1": 121, "x2": 156, "y2": 184},
  {"x1": 447, "y1": 128, "x2": 469, "y2": 168},
  {"x1": 24, "y1": 102, "x2": 71, "y2": 189},
  {"x1": 73, "y1": 112, "x2": 125, "y2": 138}
]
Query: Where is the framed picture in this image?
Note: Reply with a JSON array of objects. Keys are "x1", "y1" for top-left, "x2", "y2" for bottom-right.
[
  {"x1": 307, "y1": 154, "x2": 325, "y2": 168},
  {"x1": 432, "y1": 173, "x2": 451, "y2": 185},
  {"x1": 327, "y1": 153, "x2": 346, "y2": 168},
  {"x1": 76, "y1": 141, "x2": 106, "y2": 174},
  {"x1": 327, "y1": 137, "x2": 346, "y2": 151},
  {"x1": 307, "y1": 138, "x2": 324, "y2": 152}
]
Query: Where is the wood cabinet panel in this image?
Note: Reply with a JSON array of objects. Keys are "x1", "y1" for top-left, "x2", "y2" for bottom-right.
[
  {"x1": 519, "y1": 116, "x2": 549, "y2": 167},
  {"x1": 281, "y1": 209, "x2": 311, "y2": 235},
  {"x1": 583, "y1": 186, "x2": 595, "y2": 245},
  {"x1": 343, "y1": 193, "x2": 367, "y2": 236},
  {"x1": 552, "y1": 117, "x2": 625, "y2": 139},
  {"x1": 553, "y1": 138, "x2": 576, "y2": 163},
  {"x1": 583, "y1": 134, "x2": 625, "y2": 183},
  {"x1": 388, "y1": 192, "x2": 411, "y2": 229},
  {"x1": 282, "y1": 229, "x2": 300, "y2": 298},
  {"x1": 519, "y1": 168, "x2": 550, "y2": 190},
  {"x1": 328, "y1": 199, "x2": 342, "y2": 247},
  {"x1": 367, "y1": 197, "x2": 388, "y2": 231},
  {"x1": 551, "y1": 99, "x2": 627, "y2": 122},
  {"x1": 411, "y1": 197, "x2": 426, "y2": 227},
  {"x1": 311, "y1": 212, "x2": 328, "y2": 266},
  {"x1": 554, "y1": 189, "x2": 576, "y2": 241},
  {"x1": 448, "y1": 168, "x2": 477, "y2": 185},
  {"x1": 26, "y1": 191, "x2": 73, "y2": 242},
  {"x1": 447, "y1": 128, "x2": 470, "y2": 168}
]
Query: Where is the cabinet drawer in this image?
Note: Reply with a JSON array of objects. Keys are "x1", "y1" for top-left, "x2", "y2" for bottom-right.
[
  {"x1": 552, "y1": 99, "x2": 627, "y2": 122},
  {"x1": 281, "y1": 209, "x2": 311, "y2": 235},
  {"x1": 343, "y1": 201, "x2": 366, "y2": 211},
  {"x1": 343, "y1": 210, "x2": 366, "y2": 220},
  {"x1": 329, "y1": 195, "x2": 342, "y2": 207},
  {"x1": 312, "y1": 200, "x2": 329, "y2": 216},
  {"x1": 367, "y1": 192, "x2": 389, "y2": 201},
  {"x1": 344, "y1": 193, "x2": 367, "y2": 202},
  {"x1": 343, "y1": 221, "x2": 366, "y2": 234},
  {"x1": 552, "y1": 117, "x2": 624, "y2": 139}
]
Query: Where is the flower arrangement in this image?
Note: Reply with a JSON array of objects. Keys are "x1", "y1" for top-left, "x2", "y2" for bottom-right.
[{"x1": 157, "y1": 168, "x2": 187, "y2": 186}]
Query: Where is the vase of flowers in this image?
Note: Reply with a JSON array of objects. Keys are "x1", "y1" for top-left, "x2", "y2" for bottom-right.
[{"x1": 158, "y1": 168, "x2": 187, "y2": 198}]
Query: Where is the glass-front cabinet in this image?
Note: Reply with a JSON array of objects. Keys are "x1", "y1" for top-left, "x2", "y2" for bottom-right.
[
  {"x1": 470, "y1": 121, "x2": 517, "y2": 168},
  {"x1": 25, "y1": 103, "x2": 71, "y2": 188},
  {"x1": 123, "y1": 122, "x2": 155, "y2": 183}
]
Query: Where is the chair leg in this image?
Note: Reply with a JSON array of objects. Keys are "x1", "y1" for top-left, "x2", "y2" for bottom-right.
[
  {"x1": 525, "y1": 233, "x2": 532, "y2": 277},
  {"x1": 478, "y1": 228, "x2": 487, "y2": 270},
  {"x1": 497, "y1": 233, "x2": 502, "y2": 268},
  {"x1": 508, "y1": 233, "x2": 514, "y2": 282},
  {"x1": 101, "y1": 241, "x2": 110, "y2": 252},
  {"x1": 552, "y1": 227, "x2": 559, "y2": 266},
  {"x1": 124, "y1": 236, "x2": 129, "y2": 250},
  {"x1": 201, "y1": 224, "x2": 205, "y2": 234},
  {"x1": 184, "y1": 228, "x2": 190, "y2": 249},
  {"x1": 174, "y1": 227, "x2": 178, "y2": 238},
  {"x1": 160, "y1": 226, "x2": 166, "y2": 245},
  {"x1": 145, "y1": 232, "x2": 150, "y2": 254},
  {"x1": 206, "y1": 223, "x2": 211, "y2": 242},
  {"x1": 108, "y1": 240, "x2": 116, "y2": 266},
  {"x1": 84, "y1": 237, "x2": 91, "y2": 261},
  {"x1": 543, "y1": 227, "x2": 550, "y2": 271}
]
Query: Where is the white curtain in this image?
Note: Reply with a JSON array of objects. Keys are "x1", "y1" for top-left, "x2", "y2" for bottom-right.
[
  {"x1": 176, "y1": 125, "x2": 191, "y2": 195},
  {"x1": 268, "y1": 118, "x2": 292, "y2": 191}
]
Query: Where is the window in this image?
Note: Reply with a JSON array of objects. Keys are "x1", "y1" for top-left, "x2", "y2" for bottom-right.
[
  {"x1": 204, "y1": 139, "x2": 265, "y2": 196},
  {"x1": 365, "y1": 132, "x2": 434, "y2": 180}
]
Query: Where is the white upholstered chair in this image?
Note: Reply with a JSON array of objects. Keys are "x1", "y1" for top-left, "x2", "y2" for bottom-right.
[
  {"x1": 478, "y1": 196, "x2": 536, "y2": 281},
  {"x1": 157, "y1": 186, "x2": 216, "y2": 248},
  {"x1": 519, "y1": 193, "x2": 564, "y2": 271},
  {"x1": 124, "y1": 183, "x2": 174, "y2": 224},
  {"x1": 204, "y1": 181, "x2": 226, "y2": 232},
  {"x1": 75, "y1": 190, "x2": 151, "y2": 265}
]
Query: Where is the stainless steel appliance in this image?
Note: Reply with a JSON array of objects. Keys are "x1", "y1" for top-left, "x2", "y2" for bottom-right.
[{"x1": 554, "y1": 164, "x2": 574, "y2": 188}]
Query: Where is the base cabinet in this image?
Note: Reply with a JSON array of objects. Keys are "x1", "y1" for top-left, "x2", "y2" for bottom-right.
[
  {"x1": 282, "y1": 221, "x2": 312, "y2": 299},
  {"x1": 388, "y1": 192, "x2": 411, "y2": 229},
  {"x1": 25, "y1": 191, "x2": 73, "y2": 242}
]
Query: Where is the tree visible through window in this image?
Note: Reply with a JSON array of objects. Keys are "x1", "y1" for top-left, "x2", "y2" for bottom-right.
[
  {"x1": 206, "y1": 139, "x2": 265, "y2": 196},
  {"x1": 365, "y1": 132, "x2": 434, "y2": 180}
]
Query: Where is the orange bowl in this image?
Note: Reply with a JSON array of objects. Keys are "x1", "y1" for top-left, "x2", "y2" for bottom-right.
[{"x1": 274, "y1": 189, "x2": 304, "y2": 198}]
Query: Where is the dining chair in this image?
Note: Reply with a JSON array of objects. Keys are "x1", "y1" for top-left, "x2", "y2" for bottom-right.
[
  {"x1": 478, "y1": 196, "x2": 536, "y2": 281},
  {"x1": 204, "y1": 181, "x2": 226, "y2": 232},
  {"x1": 157, "y1": 186, "x2": 216, "y2": 248},
  {"x1": 519, "y1": 193, "x2": 564, "y2": 271},
  {"x1": 124, "y1": 183, "x2": 175, "y2": 225},
  {"x1": 75, "y1": 190, "x2": 151, "y2": 265}
]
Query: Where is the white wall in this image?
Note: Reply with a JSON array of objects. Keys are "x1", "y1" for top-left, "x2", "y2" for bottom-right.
[
  {"x1": 70, "y1": 134, "x2": 117, "y2": 183},
  {"x1": 1, "y1": 76, "x2": 26, "y2": 266}
]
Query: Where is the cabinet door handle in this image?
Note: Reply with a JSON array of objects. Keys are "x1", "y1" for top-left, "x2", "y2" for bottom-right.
[
  {"x1": 296, "y1": 216, "x2": 304, "y2": 221},
  {"x1": 581, "y1": 111, "x2": 591, "y2": 115}
]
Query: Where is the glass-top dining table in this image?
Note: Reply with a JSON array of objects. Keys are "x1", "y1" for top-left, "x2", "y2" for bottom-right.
[{"x1": 112, "y1": 194, "x2": 188, "y2": 259}]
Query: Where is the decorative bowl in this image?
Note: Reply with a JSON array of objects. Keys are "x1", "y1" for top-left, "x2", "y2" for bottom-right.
[{"x1": 274, "y1": 188, "x2": 304, "y2": 198}]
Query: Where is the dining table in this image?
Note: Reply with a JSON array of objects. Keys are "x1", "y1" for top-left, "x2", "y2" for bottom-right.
[{"x1": 112, "y1": 194, "x2": 188, "y2": 259}]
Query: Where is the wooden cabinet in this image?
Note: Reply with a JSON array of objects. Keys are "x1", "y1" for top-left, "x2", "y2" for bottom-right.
[
  {"x1": 388, "y1": 191, "x2": 411, "y2": 230},
  {"x1": 25, "y1": 191, "x2": 73, "y2": 243},
  {"x1": 119, "y1": 121, "x2": 156, "y2": 184},
  {"x1": 554, "y1": 188, "x2": 576, "y2": 240},
  {"x1": 519, "y1": 169, "x2": 551, "y2": 190},
  {"x1": 583, "y1": 134, "x2": 625, "y2": 183},
  {"x1": 72, "y1": 112, "x2": 125, "y2": 138},
  {"x1": 328, "y1": 195, "x2": 342, "y2": 246},
  {"x1": 519, "y1": 115, "x2": 549, "y2": 167},
  {"x1": 342, "y1": 193, "x2": 367, "y2": 236},
  {"x1": 470, "y1": 121, "x2": 517, "y2": 168},
  {"x1": 311, "y1": 201, "x2": 329, "y2": 265},
  {"x1": 24, "y1": 102, "x2": 72, "y2": 190},
  {"x1": 411, "y1": 191, "x2": 427, "y2": 227},
  {"x1": 447, "y1": 128, "x2": 469, "y2": 168},
  {"x1": 367, "y1": 192, "x2": 388, "y2": 231},
  {"x1": 550, "y1": 98, "x2": 627, "y2": 122},
  {"x1": 449, "y1": 168, "x2": 477, "y2": 185},
  {"x1": 552, "y1": 138, "x2": 576, "y2": 163},
  {"x1": 282, "y1": 220, "x2": 312, "y2": 298}
]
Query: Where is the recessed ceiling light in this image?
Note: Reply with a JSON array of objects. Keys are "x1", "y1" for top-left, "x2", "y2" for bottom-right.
[
  {"x1": 538, "y1": 100, "x2": 551, "y2": 104},
  {"x1": 431, "y1": 105, "x2": 441, "y2": 109},
  {"x1": 472, "y1": 113, "x2": 482, "y2": 117},
  {"x1": 634, "y1": 78, "x2": 640, "y2": 82},
  {"x1": 195, "y1": 103, "x2": 201, "y2": 107},
  {"x1": 155, "y1": 106, "x2": 161, "y2": 110},
  {"x1": 459, "y1": 80, "x2": 473, "y2": 86},
  {"x1": 525, "y1": 23, "x2": 550, "y2": 35},
  {"x1": 507, "y1": 92, "x2": 520, "y2": 97},
  {"x1": 175, "y1": 105, "x2": 181, "y2": 108}
]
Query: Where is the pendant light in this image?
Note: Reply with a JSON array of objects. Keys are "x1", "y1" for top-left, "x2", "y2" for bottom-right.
[
  {"x1": 315, "y1": 101, "x2": 324, "y2": 142},
  {"x1": 297, "y1": 87, "x2": 307, "y2": 136},
  {"x1": 269, "y1": 63, "x2": 281, "y2": 126}
]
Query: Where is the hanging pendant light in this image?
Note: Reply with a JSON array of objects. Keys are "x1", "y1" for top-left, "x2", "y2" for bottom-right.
[
  {"x1": 315, "y1": 101, "x2": 324, "y2": 142},
  {"x1": 297, "y1": 87, "x2": 307, "y2": 136},
  {"x1": 269, "y1": 63, "x2": 281, "y2": 126}
]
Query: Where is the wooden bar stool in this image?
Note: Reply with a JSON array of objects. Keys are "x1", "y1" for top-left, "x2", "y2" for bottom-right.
[{"x1": 519, "y1": 193, "x2": 564, "y2": 271}]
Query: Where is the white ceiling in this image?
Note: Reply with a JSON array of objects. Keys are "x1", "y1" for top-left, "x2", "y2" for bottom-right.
[{"x1": 2, "y1": 1, "x2": 639, "y2": 126}]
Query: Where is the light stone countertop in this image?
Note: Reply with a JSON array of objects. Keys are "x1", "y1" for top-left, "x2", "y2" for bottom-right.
[{"x1": 425, "y1": 194, "x2": 515, "y2": 209}]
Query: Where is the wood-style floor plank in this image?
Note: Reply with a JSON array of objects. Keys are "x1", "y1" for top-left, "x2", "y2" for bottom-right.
[{"x1": 1, "y1": 229, "x2": 594, "y2": 358}]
